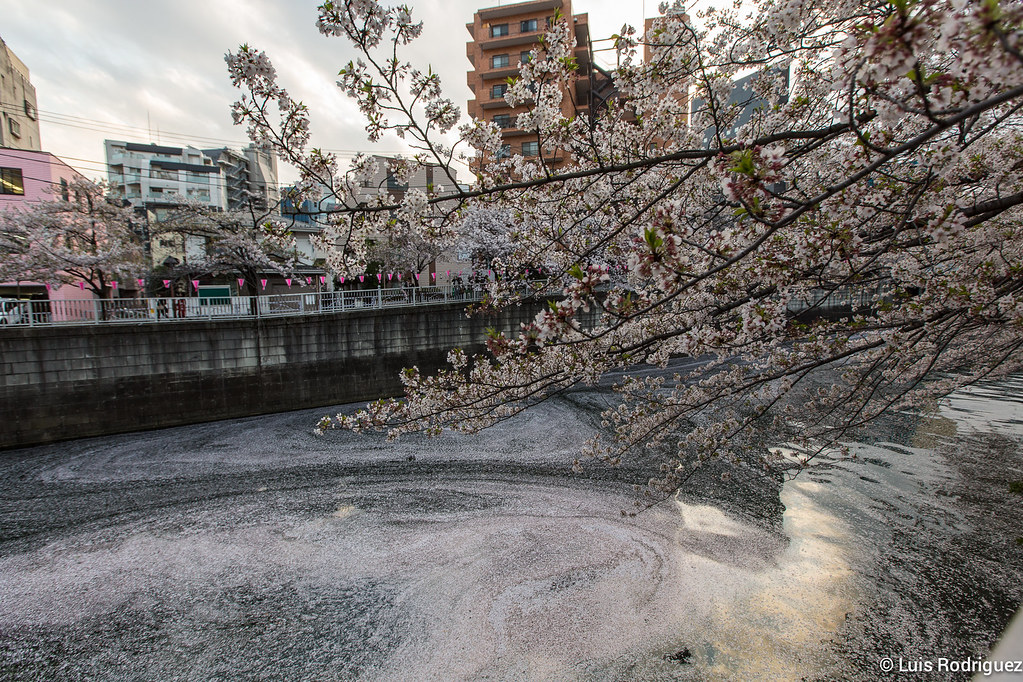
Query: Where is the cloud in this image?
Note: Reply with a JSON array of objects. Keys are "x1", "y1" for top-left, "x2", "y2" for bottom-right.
[{"x1": 2, "y1": 0, "x2": 653, "y2": 183}]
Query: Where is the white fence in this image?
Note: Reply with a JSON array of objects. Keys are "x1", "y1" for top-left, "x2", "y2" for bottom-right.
[{"x1": 0, "y1": 286, "x2": 485, "y2": 328}]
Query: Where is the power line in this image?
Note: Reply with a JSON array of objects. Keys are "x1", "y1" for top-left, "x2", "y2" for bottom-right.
[
  {"x1": 0, "y1": 149, "x2": 444, "y2": 204},
  {"x1": 0, "y1": 102, "x2": 411, "y2": 157}
]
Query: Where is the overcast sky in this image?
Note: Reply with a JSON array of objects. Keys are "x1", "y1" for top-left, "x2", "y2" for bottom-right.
[{"x1": 3, "y1": 0, "x2": 663, "y2": 185}]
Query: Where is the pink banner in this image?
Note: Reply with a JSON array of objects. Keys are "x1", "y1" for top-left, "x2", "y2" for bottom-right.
[
  {"x1": 79, "y1": 282, "x2": 85, "y2": 290},
  {"x1": 387, "y1": 273, "x2": 393, "y2": 281},
  {"x1": 306, "y1": 277, "x2": 312, "y2": 285},
  {"x1": 45, "y1": 283, "x2": 51, "y2": 291},
  {"x1": 397, "y1": 273, "x2": 402, "y2": 280},
  {"x1": 112, "y1": 281, "x2": 118, "y2": 289},
  {"x1": 137, "y1": 278, "x2": 144, "y2": 288},
  {"x1": 261, "y1": 279, "x2": 267, "y2": 290},
  {"x1": 286, "y1": 278, "x2": 292, "y2": 287},
  {"x1": 238, "y1": 278, "x2": 245, "y2": 289},
  {"x1": 377, "y1": 274, "x2": 382, "y2": 282},
  {"x1": 192, "y1": 280, "x2": 200, "y2": 291},
  {"x1": 431, "y1": 272, "x2": 436, "y2": 280},
  {"x1": 320, "y1": 276, "x2": 326, "y2": 285},
  {"x1": 359, "y1": 275, "x2": 365, "y2": 282},
  {"x1": 340, "y1": 276, "x2": 345, "y2": 283},
  {"x1": 163, "y1": 280, "x2": 171, "y2": 288},
  {"x1": 415, "y1": 273, "x2": 420, "y2": 281},
  {"x1": 445, "y1": 270, "x2": 451, "y2": 277}
]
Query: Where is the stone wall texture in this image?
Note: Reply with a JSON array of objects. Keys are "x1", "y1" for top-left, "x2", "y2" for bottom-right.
[{"x1": 0, "y1": 301, "x2": 548, "y2": 449}]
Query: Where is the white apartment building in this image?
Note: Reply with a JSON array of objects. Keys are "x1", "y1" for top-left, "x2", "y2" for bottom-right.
[
  {"x1": 105, "y1": 140, "x2": 282, "y2": 269},
  {"x1": 105, "y1": 140, "x2": 225, "y2": 214}
]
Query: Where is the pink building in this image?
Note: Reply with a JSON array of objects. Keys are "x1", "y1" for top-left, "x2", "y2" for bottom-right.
[{"x1": 0, "y1": 148, "x2": 97, "y2": 307}]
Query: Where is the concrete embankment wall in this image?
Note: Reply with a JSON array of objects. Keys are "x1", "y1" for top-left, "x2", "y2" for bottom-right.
[{"x1": 0, "y1": 302, "x2": 543, "y2": 450}]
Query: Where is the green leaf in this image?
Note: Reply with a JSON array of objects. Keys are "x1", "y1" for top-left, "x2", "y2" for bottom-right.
[
  {"x1": 728, "y1": 150, "x2": 757, "y2": 176},
  {"x1": 644, "y1": 227, "x2": 664, "y2": 250}
]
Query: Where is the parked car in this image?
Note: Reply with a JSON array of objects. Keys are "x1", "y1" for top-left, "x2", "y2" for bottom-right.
[{"x1": 0, "y1": 299, "x2": 28, "y2": 325}]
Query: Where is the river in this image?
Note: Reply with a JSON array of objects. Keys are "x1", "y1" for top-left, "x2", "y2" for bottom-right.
[{"x1": 1, "y1": 376, "x2": 1022, "y2": 680}]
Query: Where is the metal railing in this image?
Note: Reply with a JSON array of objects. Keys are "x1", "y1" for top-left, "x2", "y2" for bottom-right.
[
  {"x1": 786, "y1": 283, "x2": 889, "y2": 316},
  {"x1": 0, "y1": 285, "x2": 490, "y2": 328}
]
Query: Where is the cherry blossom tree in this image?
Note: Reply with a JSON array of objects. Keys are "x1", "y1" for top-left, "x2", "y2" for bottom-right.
[
  {"x1": 155, "y1": 197, "x2": 299, "y2": 298},
  {"x1": 229, "y1": 0, "x2": 1023, "y2": 490},
  {"x1": 0, "y1": 179, "x2": 145, "y2": 300}
]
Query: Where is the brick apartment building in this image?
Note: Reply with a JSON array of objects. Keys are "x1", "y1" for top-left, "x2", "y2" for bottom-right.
[{"x1": 465, "y1": 0, "x2": 598, "y2": 167}]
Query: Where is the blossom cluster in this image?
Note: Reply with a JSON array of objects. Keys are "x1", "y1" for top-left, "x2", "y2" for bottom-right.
[{"x1": 226, "y1": 1, "x2": 1023, "y2": 491}]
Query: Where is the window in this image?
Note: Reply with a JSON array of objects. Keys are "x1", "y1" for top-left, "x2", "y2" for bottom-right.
[
  {"x1": 490, "y1": 23, "x2": 509, "y2": 37},
  {"x1": 386, "y1": 175, "x2": 408, "y2": 191},
  {"x1": 0, "y1": 168, "x2": 24, "y2": 195},
  {"x1": 60, "y1": 178, "x2": 69, "y2": 201},
  {"x1": 521, "y1": 19, "x2": 538, "y2": 32},
  {"x1": 493, "y1": 114, "x2": 513, "y2": 129},
  {"x1": 522, "y1": 141, "x2": 539, "y2": 157},
  {"x1": 154, "y1": 169, "x2": 177, "y2": 181},
  {"x1": 23, "y1": 100, "x2": 36, "y2": 121},
  {"x1": 491, "y1": 83, "x2": 507, "y2": 99},
  {"x1": 497, "y1": 144, "x2": 511, "y2": 159},
  {"x1": 491, "y1": 54, "x2": 509, "y2": 69},
  {"x1": 8, "y1": 118, "x2": 20, "y2": 139},
  {"x1": 521, "y1": 51, "x2": 533, "y2": 64}
]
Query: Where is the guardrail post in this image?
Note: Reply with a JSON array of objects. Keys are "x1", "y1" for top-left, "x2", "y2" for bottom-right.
[{"x1": 377, "y1": 286, "x2": 382, "y2": 308}]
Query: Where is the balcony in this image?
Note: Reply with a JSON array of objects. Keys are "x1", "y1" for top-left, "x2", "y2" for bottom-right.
[
  {"x1": 477, "y1": 64, "x2": 521, "y2": 80},
  {"x1": 481, "y1": 96, "x2": 517, "y2": 110},
  {"x1": 479, "y1": 30, "x2": 544, "y2": 50},
  {"x1": 477, "y1": 0, "x2": 562, "y2": 21}
]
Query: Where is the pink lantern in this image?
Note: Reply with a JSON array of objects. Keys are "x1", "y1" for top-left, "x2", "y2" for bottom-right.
[
  {"x1": 192, "y1": 280, "x2": 200, "y2": 291},
  {"x1": 340, "y1": 276, "x2": 345, "y2": 284},
  {"x1": 431, "y1": 272, "x2": 437, "y2": 280},
  {"x1": 238, "y1": 278, "x2": 245, "y2": 289},
  {"x1": 387, "y1": 273, "x2": 393, "y2": 281},
  {"x1": 286, "y1": 278, "x2": 293, "y2": 287},
  {"x1": 163, "y1": 279, "x2": 171, "y2": 288},
  {"x1": 359, "y1": 275, "x2": 365, "y2": 283},
  {"x1": 415, "y1": 273, "x2": 420, "y2": 281},
  {"x1": 320, "y1": 276, "x2": 326, "y2": 285},
  {"x1": 377, "y1": 274, "x2": 382, "y2": 282},
  {"x1": 261, "y1": 279, "x2": 267, "y2": 290},
  {"x1": 306, "y1": 277, "x2": 312, "y2": 285}
]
